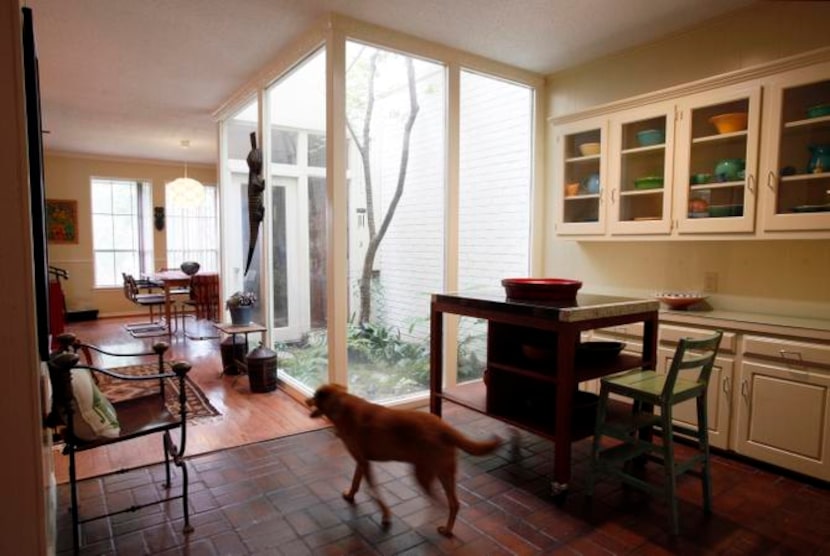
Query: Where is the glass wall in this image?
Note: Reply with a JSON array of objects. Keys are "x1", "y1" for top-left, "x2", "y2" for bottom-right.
[
  {"x1": 266, "y1": 49, "x2": 329, "y2": 391},
  {"x1": 222, "y1": 98, "x2": 263, "y2": 324},
  {"x1": 216, "y1": 22, "x2": 540, "y2": 404},
  {"x1": 345, "y1": 41, "x2": 446, "y2": 402},
  {"x1": 457, "y1": 71, "x2": 534, "y2": 382}
]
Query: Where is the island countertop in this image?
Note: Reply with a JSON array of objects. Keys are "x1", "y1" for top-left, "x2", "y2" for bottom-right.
[{"x1": 432, "y1": 291, "x2": 659, "y2": 323}]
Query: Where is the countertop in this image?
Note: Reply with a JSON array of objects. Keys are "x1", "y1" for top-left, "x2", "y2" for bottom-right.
[{"x1": 659, "y1": 307, "x2": 830, "y2": 341}]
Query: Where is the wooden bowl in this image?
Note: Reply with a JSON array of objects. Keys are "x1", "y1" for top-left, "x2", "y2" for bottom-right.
[{"x1": 502, "y1": 278, "x2": 582, "y2": 301}]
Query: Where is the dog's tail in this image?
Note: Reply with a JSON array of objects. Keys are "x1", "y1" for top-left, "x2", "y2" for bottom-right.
[{"x1": 446, "y1": 428, "x2": 501, "y2": 456}]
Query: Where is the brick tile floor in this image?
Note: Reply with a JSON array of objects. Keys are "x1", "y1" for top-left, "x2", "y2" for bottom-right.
[{"x1": 57, "y1": 405, "x2": 830, "y2": 555}]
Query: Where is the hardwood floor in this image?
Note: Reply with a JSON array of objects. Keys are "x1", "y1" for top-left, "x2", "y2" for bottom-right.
[{"x1": 53, "y1": 316, "x2": 328, "y2": 483}]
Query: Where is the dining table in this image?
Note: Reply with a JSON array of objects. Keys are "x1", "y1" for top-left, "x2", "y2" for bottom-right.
[{"x1": 150, "y1": 270, "x2": 198, "y2": 335}]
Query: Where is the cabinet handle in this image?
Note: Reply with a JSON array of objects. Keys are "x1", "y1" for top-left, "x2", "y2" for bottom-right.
[
  {"x1": 611, "y1": 188, "x2": 616, "y2": 204},
  {"x1": 722, "y1": 376, "x2": 730, "y2": 395},
  {"x1": 747, "y1": 174, "x2": 755, "y2": 195},
  {"x1": 779, "y1": 349, "x2": 803, "y2": 362},
  {"x1": 741, "y1": 379, "x2": 750, "y2": 403},
  {"x1": 766, "y1": 171, "x2": 776, "y2": 192}
]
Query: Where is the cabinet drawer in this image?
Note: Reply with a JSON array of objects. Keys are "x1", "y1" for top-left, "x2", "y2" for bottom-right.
[
  {"x1": 659, "y1": 324, "x2": 736, "y2": 354},
  {"x1": 743, "y1": 335, "x2": 830, "y2": 369}
]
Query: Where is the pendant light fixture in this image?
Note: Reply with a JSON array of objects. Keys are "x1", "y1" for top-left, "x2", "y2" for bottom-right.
[{"x1": 167, "y1": 139, "x2": 205, "y2": 207}]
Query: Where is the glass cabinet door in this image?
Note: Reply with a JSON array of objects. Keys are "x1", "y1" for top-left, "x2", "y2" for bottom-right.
[
  {"x1": 674, "y1": 84, "x2": 761, "y2": 233},
  {"x1": 761, "y1": 61, "x2": 830, "y2": 232},
  {"x1": 554, "y1": 117, "x2": 607, "y2": 235},
  {"x1": 608, "y1": 102, "x2": 674, "y2": 234}
]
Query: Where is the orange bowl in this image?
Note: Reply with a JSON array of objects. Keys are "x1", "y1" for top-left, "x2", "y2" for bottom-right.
[{"x1": 709, "y1": 112, "x2": 748, "y2": 134}]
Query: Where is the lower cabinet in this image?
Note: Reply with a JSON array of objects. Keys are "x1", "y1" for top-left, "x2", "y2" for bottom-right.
[
  {"x1": 584, "y1": 319, "x2": 830, "y2": 481},
  {"x1": 735, "y1": 336, "x2": 830, "y2": 482}
]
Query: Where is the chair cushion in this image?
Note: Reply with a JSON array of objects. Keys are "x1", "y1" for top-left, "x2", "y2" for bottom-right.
[{"x1": 71, "y1": 369, "x2": 121, "y2": 441}]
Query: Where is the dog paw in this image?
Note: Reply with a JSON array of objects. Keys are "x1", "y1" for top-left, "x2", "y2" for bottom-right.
[
  {"x1": 437, "y1": 525, "x2": 454, "y2": 538},
  {"x1": 342, "y1": 492, "x2": 356, "y2": 504}
]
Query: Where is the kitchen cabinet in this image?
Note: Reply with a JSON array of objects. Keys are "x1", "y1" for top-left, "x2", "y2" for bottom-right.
[
  {"x1": 553, "y1": 116, "x2": 608, "y2": 235},
  {"x1": 551, "y1": 49, "x2": 830, "y2": 240},
  {"x1": 607, "y1": 102, "x2": 675, "y2": 234},
  {"x1": 673, "y1": 84, "x2": 762, "y2": 234},
  {"x1": 735, "y1": 335, "x2": 830, "y2": 481},
  {"x1": 759, "y1": 60, "x2": 830, "y2": 232}
]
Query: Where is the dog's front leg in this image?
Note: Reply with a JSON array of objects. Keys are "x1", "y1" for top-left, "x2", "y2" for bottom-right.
[
  {"x1": 343, "y1": 463, "x2": 363, "y2": 503},
  {"x1": 350, "y1": 461, "x2": 391, "y2": 529}
]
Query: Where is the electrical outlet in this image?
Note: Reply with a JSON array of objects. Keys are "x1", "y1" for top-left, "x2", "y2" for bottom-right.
[{"x1": 703, "y1": 272, "x2": 718, "y2": 293}]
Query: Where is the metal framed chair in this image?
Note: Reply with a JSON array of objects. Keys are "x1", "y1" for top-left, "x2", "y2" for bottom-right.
[
  {"x1": 586, "y1": 330, "x2": 723, "y2": 534},
  {"x1": 122, "y1": 273, "x2": 167, "y2": 337},
  {"x1": 46, "y1": 333, "x2": 194, "y2": 554}
]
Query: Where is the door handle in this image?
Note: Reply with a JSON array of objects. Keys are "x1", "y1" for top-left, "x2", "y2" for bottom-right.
[
  {"x1": 747, "y1": 174, "x2": 755, "y2": 195},
  {"x1": 741, "y1": 379, "x2": 750, "y2": 403},
  {"x1": 722, "y1": 376, "x2": 730, "y2": 395},
  {"x1": 766, "y1": 171, "x2": 776, "y2": 192}
]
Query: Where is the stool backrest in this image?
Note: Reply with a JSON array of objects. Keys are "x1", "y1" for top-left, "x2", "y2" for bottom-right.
[{"x1": 663, "y1": 330, "x2": 723, "y2": 398}]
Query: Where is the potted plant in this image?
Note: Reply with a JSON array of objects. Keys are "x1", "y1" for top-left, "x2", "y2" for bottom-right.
[{"x1": 226, "y1": 291, "x2": 256, "y2": 325}]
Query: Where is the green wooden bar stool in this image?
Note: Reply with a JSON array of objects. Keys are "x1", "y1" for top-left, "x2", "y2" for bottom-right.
[{"x1": 586, "y1": 330, "x2": 723, "y2": 534}]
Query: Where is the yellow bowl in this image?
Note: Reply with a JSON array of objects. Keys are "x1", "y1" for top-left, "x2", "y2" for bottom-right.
[
  {"x1": 579, "y1": 142, "x2": 600, "y2": 156},
  {"x1": 709, "y1": 112, "x2": 748, "y2": 134}
]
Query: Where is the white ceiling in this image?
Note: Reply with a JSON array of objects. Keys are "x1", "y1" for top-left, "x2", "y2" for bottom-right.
[{"x1": 28, "y1": 0, "x2": 757, "y2": 164}]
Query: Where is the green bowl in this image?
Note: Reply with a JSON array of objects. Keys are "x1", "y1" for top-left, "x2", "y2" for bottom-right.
[
  {"x1": 634, "y1": 176, "x2": 664, "y2": 190},
  {"x1": 807, "y1": 103, "x2": 830, "y2": 119}
]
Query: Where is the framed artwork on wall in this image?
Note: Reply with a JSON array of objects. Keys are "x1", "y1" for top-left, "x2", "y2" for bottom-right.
[{"x1": 46, "y1": 199, "x2": 78, "y2": 244}]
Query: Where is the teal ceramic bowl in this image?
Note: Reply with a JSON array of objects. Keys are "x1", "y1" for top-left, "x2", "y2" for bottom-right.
[
  {"x1": 807, "y1": 103, "x2": 830, "y2": 119},
  {"x1": 636, "y1": 129, "x2": 664, "y2": 147},
  {"x1": 690, "y1": 173, "x2": 711, "y2": 185},
  {"x1": 634, "y1": 176, "x2": 664, "y2": 190}
]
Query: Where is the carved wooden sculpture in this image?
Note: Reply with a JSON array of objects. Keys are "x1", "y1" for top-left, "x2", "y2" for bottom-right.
[{"x1": 245, "y1": 131, "x2": 264, "y2": 276}]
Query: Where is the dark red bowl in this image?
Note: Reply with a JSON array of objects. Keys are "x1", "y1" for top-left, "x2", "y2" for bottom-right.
[{"x1": 502, "y1": 278, "x2": 583, "y2": 301}]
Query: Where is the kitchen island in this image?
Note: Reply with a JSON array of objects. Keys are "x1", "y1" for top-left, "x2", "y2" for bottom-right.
[{"x1": 429, "y1": 291, "x2": 659, "y2": 494}]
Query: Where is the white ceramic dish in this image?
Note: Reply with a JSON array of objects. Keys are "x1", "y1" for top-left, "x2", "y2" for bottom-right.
[{"x1": 655, "y1": 291, "x2": 707, "y2": 310}]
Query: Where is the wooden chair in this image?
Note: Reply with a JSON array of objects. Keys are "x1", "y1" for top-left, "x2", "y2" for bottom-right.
[
  {"x1": 586, "y1": 330, "x2": 723, "y2": 534},
  {"x1": 47, "y1": 333, "x2": 194, "y2": 553},
  {"x1": 182, "y1": 273, "x2": 221, "y2": 340}
]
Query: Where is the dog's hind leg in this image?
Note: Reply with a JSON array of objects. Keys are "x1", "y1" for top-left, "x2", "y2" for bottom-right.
[{"x1": 436, "y1": 471, "x2": 459, "y2": 537}]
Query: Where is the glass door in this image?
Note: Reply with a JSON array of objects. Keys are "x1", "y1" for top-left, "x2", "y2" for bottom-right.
[
  {"x1": 554, "y1": 116, "x2": 607, "y2": 235},
  {"x1": 760, "y1": 61, "x2": 830, "y2": 232},
  {"x1": 674, "y1": 84, "x2": 761, "y2": 233},
  {"x1": 608, "y1": 102, "x2": 674, "y2": 234},
  {"x1": 265, "y1": 48, "x2": 329, "y2": 392}
]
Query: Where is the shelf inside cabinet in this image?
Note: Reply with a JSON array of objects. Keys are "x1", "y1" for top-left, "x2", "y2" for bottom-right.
[
  {"x1": 564, "y1": 193, "x2": 600, "y2": 201},
  {"x1": 566, "y1": 154, "x2": 601, "y2": 164},
  {"x1": 692, "y1": 130, "x2": 748, "y2": 144},
  {"x1": 690, "y1": 181, "x2": 744, "y2": 192},
  {"x1": 784, "y1": 114, "x2": 830, "y2": 129},
  {"x1": 620, "y1": 188, "x2": 664, "y2": 197},
  {"x1": 780, "y1": 172, "x2": 830, "y2": 183},
  {"x1": 622, "y1": 144, "x2": 665, "y2": 155}
]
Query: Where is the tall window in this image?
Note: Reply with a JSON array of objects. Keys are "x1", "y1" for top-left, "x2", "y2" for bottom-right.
[
  {"x1": 346, "y1": 42, "x2": 446, "y2": 402},
  {"x1": 457, "y1": 71, "x2": 533, "y2": 381},
  {"x1": 165, "y1": 184, "x2": 219, "y2": 271},
  {"x1": 91, "y1": 178, "x2": 153, "y2": 287}
]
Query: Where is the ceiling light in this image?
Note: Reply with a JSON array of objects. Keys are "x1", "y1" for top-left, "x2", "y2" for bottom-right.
[{"x1": 168, "y1": 140, "x2": 205, "y2": 207}]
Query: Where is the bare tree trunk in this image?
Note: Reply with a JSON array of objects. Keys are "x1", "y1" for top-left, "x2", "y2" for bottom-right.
[{"x1": 347, "y1": 56, "x2": 419, "y2": 325}]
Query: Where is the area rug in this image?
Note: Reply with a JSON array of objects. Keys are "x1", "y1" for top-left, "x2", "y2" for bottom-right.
[{"x1": 95, "y1": 362, "x2": 221, "y2": 424}]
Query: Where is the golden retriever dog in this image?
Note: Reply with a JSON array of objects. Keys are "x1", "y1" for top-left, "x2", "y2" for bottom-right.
[{"x1": 306, "y1": 383, "x2": 501, "y2": 537}]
